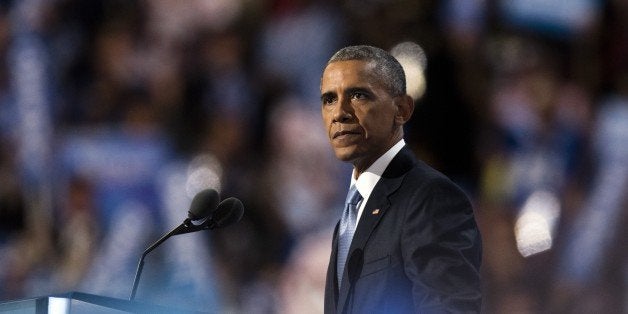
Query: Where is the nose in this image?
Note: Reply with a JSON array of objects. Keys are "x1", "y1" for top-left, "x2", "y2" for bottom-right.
[{"x1": 332, "y1": 96, "x2": 353, "y2": 123}]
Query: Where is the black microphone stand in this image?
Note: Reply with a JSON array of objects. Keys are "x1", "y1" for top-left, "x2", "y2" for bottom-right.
[
  {"x1": 127, "y1": 197, "x2": 241, "y2": 301},
  {"x1": 129, "y1": 218, "x2": 209, "y2": 300}
]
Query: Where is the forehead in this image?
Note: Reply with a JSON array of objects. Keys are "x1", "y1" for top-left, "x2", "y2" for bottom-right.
[{"x1": 321, "y1": 60, "x2": 380, "y2": 91}]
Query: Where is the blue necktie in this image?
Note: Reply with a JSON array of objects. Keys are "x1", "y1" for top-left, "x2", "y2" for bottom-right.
[{"x1": 337, "y1": 185, "x2": 362, "y2": 285}]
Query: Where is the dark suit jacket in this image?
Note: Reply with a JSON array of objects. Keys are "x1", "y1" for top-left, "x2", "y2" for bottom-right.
[{"x1": 324, "y1": 146, "x2": 482, "y2": 314}]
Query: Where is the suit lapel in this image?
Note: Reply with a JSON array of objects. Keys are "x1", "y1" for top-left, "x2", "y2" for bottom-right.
[
  {"x1": 328, "y1": 222, "x2": 340, "y2": 307},
  {"x1": 336, "y1": 147, "x2": 416, "y2": 313}
]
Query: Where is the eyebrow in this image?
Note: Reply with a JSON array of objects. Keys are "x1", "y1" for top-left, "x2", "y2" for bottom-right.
[
  {"x1": 345, "y1": 87, "x2": 371, "y2": 95},
  {"x1": 321, "y1": 86, "x2": 372, "y2": 99}
]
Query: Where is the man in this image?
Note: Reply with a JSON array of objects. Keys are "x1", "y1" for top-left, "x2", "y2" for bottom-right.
[{"x1": 320, "y1": 45, "x2": 482, "y2": 313}]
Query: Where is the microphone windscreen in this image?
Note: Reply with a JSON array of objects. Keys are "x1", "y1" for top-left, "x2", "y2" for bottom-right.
[
  {"x1": 211, "y1": 197, "x2": 244, "y2": 228},
  {"x1": 188, "y1": 189, "x2": 220, "y2": 221}
]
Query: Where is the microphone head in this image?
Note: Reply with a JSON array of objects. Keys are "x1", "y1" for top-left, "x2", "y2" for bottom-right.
[
  {"x1": 210, "y1": 197, "x2": 244, "y2": 229},
  {"x1": 188, "y1": 189, "x2": 220, "y2": 221}
]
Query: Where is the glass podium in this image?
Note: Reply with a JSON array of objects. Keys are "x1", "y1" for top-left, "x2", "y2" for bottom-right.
[{"x1": 0, "y1": 291, "x2": 201, "y2": 313}]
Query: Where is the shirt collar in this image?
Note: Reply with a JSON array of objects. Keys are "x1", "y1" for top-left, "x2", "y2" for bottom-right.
[{"x1": 350, "y1": 139, "x2": 405, "y2": 201}]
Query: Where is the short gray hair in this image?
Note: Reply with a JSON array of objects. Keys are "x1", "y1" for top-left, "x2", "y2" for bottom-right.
[{"x1": 326, "y1": 45, "x2": 406, "y2": 97}]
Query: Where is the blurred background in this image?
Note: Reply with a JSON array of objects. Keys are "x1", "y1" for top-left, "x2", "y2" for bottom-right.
[{"x1": 0, "y1": 0, "x2": 626, "y2": 313}]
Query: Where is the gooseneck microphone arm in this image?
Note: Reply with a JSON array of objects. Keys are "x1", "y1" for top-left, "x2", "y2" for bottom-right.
[
  {"x1": 128, "y1": 188, "x2": 220, "y2": 301},
  {"x1": 129, "y1": 220, "x2": 192, "y2": 301},
  {"x1": 128, "y1": 191, "x2": 244, "y2": 301}
]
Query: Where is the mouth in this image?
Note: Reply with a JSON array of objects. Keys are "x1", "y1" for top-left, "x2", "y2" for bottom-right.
[{"x1": 332, "y1": 129, "x2": 361, "y2": 140}]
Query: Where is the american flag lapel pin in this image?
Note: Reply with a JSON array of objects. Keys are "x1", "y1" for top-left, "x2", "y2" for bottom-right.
[{"x1": 372, "y1": 209, "x2": 380, "y2": 215}]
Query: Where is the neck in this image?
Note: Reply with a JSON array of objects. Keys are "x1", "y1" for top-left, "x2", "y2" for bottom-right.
[{"x1": 352, "y1": 134, "x2": 403, "y2": 179}]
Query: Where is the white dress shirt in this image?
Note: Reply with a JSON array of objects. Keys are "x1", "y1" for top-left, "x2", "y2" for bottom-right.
[{"x1": 349, "y1": 139, "x2": 406, "y2": 225}]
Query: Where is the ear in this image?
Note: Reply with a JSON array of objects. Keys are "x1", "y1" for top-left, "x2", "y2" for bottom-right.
[{"x1": 394, "y1": 95, "x2": 414, "y2": 126}]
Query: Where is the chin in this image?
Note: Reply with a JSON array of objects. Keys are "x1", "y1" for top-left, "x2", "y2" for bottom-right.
[{"x1": 332, "y1": 147, "x2": 359, "y2": 163}]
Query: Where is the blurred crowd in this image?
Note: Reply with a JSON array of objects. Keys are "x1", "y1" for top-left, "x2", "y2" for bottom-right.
[{"x1": 0, "y1": 0, "x2": 626, "y2": 313}]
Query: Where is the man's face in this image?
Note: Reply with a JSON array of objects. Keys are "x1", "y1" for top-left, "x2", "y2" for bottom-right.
[{"x1": 321, "y1": 60, "x2": 403, "y2": 171}]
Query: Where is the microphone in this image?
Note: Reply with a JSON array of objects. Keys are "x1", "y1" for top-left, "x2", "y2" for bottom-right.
[
  {"x1": 205, "y1": 197, "x2": 244, "y2": 229},
  {"x1": 174, "y1": 196, "x2": 244, "y2": 235},
  {"x1": 129, "y1": 189, "x2": 231, "y2": 300},
  {"x1": 188, "y1": 188, "x2": 221, "y2": 221},
  {"x1": 170, "y1": 189, "x2": 221, "y2": 235}
]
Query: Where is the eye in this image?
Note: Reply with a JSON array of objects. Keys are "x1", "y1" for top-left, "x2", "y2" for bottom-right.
[
  {"x1": 350, "y1": 91, "x2": 368, "y2": 101},
  {"x1": 321, "y1": 94, "x2": 336, "y2": 105}
]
